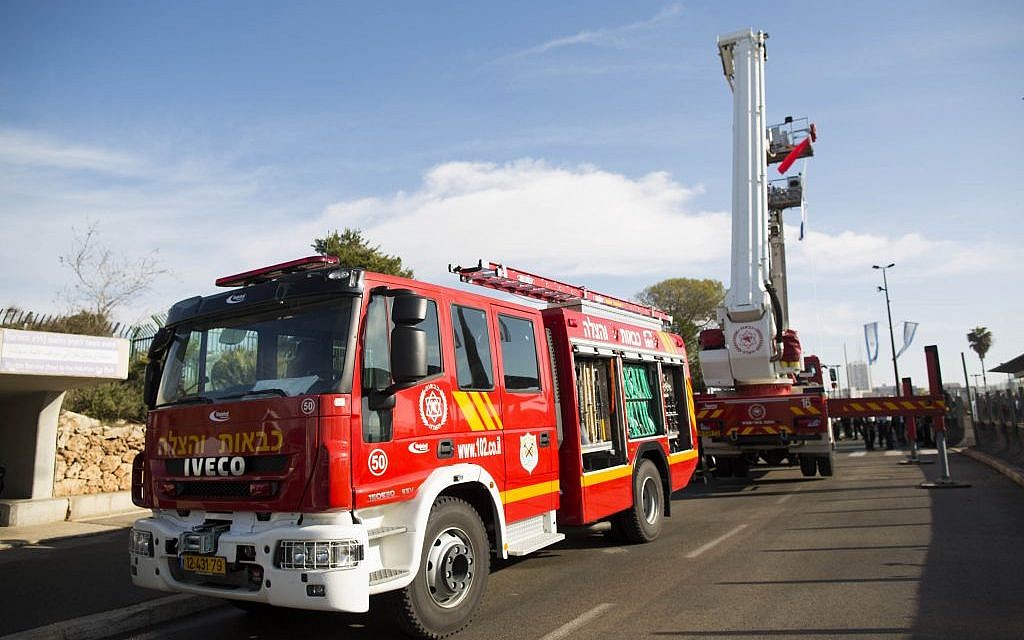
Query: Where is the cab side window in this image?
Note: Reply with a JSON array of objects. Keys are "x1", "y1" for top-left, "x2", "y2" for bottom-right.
[
  {"x1": 451, "y1": 305, "x2": 493, "y2": 390},
  {"x1": 361, "y1": 296, "x2": 442, "y2": 443},
  {"x1": 498, "y1": 314, "x2": 541, "y2": 392}
]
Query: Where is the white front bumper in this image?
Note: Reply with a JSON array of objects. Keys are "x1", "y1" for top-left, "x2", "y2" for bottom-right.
[{"x1": 129, "y1": 511, "x2": 371, "y2": 613}]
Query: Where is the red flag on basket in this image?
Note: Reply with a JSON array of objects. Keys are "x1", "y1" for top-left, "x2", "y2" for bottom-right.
[{"x1": 777, "y1": 137, "x2": 811, "y2": 174}]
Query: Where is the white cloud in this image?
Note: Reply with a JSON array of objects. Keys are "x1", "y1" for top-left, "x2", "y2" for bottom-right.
[
  {"x1": 503, "y1": 4, "x2": 683, "y2": 59},
  {"x1": 0, "y1": 128, "x2": 144, "y2": 176},
  {"x1": 317, "y1": 159, "x2": 728, "y2": 283}
]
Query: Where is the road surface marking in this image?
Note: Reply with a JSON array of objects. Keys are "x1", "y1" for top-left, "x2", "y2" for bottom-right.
[
  {"x1": 848, "y1": 451, "x2": 867, "y2": 457},
  {"x1": 685, "y1": 524, "x2": 749, "y2": 559},
  {"x1": 539, "y1": 603, "x2": 615, "y2": 640},
  {"x1": 777, "y1": 493, "x2": 796, "y2": 504}
]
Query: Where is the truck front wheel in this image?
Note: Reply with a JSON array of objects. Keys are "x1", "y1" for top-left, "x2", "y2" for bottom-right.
[
  {"x1": 615, "y1": 459, "x2": 665, "y2": 544},
  {"x1": 393, "y1": 496, "x2": 489, "y2": 639}
]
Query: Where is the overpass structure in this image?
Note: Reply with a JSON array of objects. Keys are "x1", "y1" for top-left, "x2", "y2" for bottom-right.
[{"x1": 0, "y1": 328, "x2": 129, "y2": 526}]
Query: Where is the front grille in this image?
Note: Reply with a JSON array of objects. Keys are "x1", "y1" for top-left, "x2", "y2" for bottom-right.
[{"x1": 179, "y1": 481, "x2": 261, "y2": 498}]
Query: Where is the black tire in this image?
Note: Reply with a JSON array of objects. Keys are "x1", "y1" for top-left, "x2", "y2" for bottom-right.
[
  {"x1": 732, "y1": 456, "x2": 750, "y2": 478},
  {"x1": 817, "y1": 454, "x2": 834, "y2": 477},
  {"x1": 392, "y1": 497, "x2": 489, "y2": 639},
  {"x1": 618, "y1": 459, "x2": 665, "y2": 544},
  {"x1": 713, "y1": 456, "x2": 734, "y2": 478},
  {"x1": 762, "y1": 450, "x2": 786, "y2": 466},
  {"x1": 799, "y1": 456, "x2": 817, "y2": 477}
]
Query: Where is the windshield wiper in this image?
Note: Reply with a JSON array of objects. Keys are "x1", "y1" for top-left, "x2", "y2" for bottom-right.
[
  {"x1": 155, "y1": 395, "x2": 214, "y2": 408},
  {"x1": 218, "y1": 388, "x2": 289, "y2": 400}
]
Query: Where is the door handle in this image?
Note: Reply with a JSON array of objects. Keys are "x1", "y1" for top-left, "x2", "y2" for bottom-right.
[
  {"x1": 539, "y1": 432, "x2": 550, "y2": 447},
  {"x1": 437, "y1": 439, "x2": 454, "y2": 459}
]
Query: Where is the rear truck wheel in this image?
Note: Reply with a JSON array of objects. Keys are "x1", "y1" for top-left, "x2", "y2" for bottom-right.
[
  {"x1": 817, "y1": 454, "x2": 834, "y2": 477},
  {"x1": 392, "y1": 497, "x2": 490, "y2": 639},
  {"x1": 732, "y1": 456, "x2": 750, "y2": 478},
  {"x1": 799, "y1": 455, "x2": 817, "y2": 477},
  {"x1": 618, "y1": 459, "x2": 665, "y2": 544},
  {"x1": 713, "y1": 456, "x2": 734, "y2": 478},
  {"x1": 762, "y1": 450, "x2": 786, "y2": 466}
]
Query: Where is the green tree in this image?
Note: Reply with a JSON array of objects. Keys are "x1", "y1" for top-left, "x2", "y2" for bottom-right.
[
  {"x1": 637, "y1": 278, "x2": 725, "y2": 391},
  {"x1": 312, "y1": 228, "x2": 413, "y2": 278},
  {"x1": 967, "y1": 326, "x2": 993, "y2": 387},
  {"x1": 636, "y1": 278, "x2": 725, "y2": 347}
]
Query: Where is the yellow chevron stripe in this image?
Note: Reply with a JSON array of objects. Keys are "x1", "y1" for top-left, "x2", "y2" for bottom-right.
[
  {"x1": 791, "y1": 407, "x2": 805, "y2": 416},
  {"x1": 808, "y1": 407, "x2": 822, "y2": 415},
  {"x1": 867, "y1": 402, "x2": 882, "y2": 410},
  {"x1": 581, "y1": 464, "x2": 633, "y2": 487},
  {"x1": 501, "y1": 480, "x2": 559, "y2": 504},
  {"x1": 453, "y1": 391, "x2": 486, "y2": 431},
  {"x1": 884, "y1": 402, "x2": 898, "y2": 410},
  {"x1": 481, "y1": 392, "x2": 504, "y2": 430},
  {"x1": 851, "y1": 403, "x2": 865, "y2": 411},
  {"x1": 713, "y1": 409, "x2": 724, "y2": 418},
  {"x1": 685, "y1": 378, "x2": 697, "y2": 433},
  {"x1": 697, "y1": 410, "x2": 709, "y2": 419},
  {"x1": 902, "y1": 401, "x2": 916, "y2": 409},
  {"x1": 469, "y1": 392, "x2": 497, "y2": 431}
]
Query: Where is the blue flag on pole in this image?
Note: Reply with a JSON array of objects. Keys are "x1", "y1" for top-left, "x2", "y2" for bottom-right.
[{"x1": 864, "y1": 322, "x2": 879, "y2": 364}]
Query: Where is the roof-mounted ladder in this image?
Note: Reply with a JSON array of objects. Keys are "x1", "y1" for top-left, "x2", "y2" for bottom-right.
[{"x1": 449, "y1": 260, "x2": 671, "y2": 323}]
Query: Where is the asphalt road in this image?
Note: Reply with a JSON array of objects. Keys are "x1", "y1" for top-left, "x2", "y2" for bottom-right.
[
  {"x1": 10, "y1": 442, "x2": 1024, "y2": 640},
  {"x1": 0, "y1": 519, "x2": 164, "y2": 636}
]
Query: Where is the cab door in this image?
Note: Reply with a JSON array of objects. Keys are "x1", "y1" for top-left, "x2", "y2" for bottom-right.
[{"x1": 492, "y1": 306, "x2": 558, "y2": 523}]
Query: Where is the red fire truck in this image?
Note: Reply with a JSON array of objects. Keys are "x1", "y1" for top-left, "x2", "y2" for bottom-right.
[{"x1": 129, "y1": 257, "x2": 699, "y2": 638}]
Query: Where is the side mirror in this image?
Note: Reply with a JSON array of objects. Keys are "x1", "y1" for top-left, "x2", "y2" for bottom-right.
[
  {"x1": 143, "y1": 360, "x2": 162, "y2": 409},
  {"x1": 392, "y1": 326, "x2": 427, "y2": 383},
  {"x1": 392, "y1": 294, "x2": 427, "y2": 325},
  {"x1": 148, "y1": 327, "x2": 175, "y2": 359}
]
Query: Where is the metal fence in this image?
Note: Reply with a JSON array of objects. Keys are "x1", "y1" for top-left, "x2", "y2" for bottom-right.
[
  {"x1": 973, "y1": 387, "x2": 1024, "y2": 467},
  {"x1": 0, "y1": 307, "x2": 164, "y2": 362}
]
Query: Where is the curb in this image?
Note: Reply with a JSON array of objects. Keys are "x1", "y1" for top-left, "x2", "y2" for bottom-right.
[
  {"x1": 960, "y1": 447, "x2": 1024, "y2": 488},
  {"x1": 0, "y1": 595, "x2": 222, "y2": 640}
]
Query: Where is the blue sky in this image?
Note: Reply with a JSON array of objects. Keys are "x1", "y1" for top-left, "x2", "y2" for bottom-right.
[{"x1": 1, "y1": 1, "x2": 1021, "y2": 390}]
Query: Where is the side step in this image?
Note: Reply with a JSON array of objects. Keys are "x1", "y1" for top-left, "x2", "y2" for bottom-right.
[
  {"x1": 368, "y1": 526, "x2": 407, "y2": 541},
  {"x1": 507, "y1": 532, "x2": 565, "y2": 556},
  {"x1": 370, "y1": 568, "x2": 410, "y2": 586}
]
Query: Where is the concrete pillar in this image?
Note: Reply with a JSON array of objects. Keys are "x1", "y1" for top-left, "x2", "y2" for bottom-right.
[{"x1": 0, "y1": 390, "x2": 66, "y2": 499}]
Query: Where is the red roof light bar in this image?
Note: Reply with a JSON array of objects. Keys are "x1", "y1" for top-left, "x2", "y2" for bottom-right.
[{"x1": 215, "y1": 255, "x2": 340, "y2": 288}]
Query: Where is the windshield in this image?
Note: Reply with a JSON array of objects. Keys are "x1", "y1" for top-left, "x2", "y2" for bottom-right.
[{"x1": 157, "y1": 297, "x2": 355, "y2": 406}]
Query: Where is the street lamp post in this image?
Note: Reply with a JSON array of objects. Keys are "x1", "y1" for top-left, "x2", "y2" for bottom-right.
[{"x1": 873, "y1": 263, "x2": 900, "y2": 397}]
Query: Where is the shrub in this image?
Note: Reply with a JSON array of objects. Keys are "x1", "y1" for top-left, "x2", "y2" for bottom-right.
[{"x1": 64, "y1": 357, "x2": 148, "y2": 423}]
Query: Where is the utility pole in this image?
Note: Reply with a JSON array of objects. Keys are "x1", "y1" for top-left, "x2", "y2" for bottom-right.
[{"x1": 873, "y1": 263, "x2": 899, "y2": 397}]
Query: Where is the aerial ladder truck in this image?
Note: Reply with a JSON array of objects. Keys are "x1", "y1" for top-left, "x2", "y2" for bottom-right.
[
  {"x1": 695, "y1": 29, "x2": 831, "y2": 477},
  {"x1": 696, "y1": 29, "x2": 951, "y2": 479}
]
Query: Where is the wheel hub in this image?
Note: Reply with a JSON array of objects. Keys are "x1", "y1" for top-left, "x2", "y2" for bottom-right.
[
  {"x1": 641, "y1": 476, "x2": 659, "y2": 525},
  {"x1": 424, "y1": 528, "x2": 475, "y2": 608}
]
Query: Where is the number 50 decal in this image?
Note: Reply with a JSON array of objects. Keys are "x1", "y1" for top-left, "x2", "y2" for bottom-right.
[{"x1": 368, "y1": 448, "x2": 389, "y2": 477}]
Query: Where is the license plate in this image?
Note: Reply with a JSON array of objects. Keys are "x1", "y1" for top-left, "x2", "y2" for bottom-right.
[{"x1": 181, "y1": 554, "x2": 227, "y2": 576}]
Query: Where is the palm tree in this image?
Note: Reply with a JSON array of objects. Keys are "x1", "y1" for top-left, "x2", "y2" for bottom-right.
[{"x1": 967, "y1": 326, "x2": 993, "y2": 387}]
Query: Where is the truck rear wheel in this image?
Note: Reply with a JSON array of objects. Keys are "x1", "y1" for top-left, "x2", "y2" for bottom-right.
[
  {"x1": 732, "y1": 456, "x2": 749, "y2": 478},
  {"x1": 616, "y1": 459, "x2": 664, "y2": 544},
  {"x1": 713, "y1": 456, "x2": 734, "y2": 478},
  {"x1": 799, "y1": 456, "x2": 817, "y2": 477},
  {"x1": 392, "y1": 497, "x2": 489, "y2": 639},
  {"x1": 817, "y1": 454, "x2": 834, "y2": 477}
]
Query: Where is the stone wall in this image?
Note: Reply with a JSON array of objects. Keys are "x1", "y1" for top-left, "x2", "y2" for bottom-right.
[{"x1": 53, "y1": 410, "x2": 145, "y2": 497}]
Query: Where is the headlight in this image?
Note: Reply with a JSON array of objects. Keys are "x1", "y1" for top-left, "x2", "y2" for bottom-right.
[
  {"x1": 276, "y1": 540, "x2": 363, "y2": 570},
  {"x1": 129, "y1": 529, "x2": 154, "y2": 557}
]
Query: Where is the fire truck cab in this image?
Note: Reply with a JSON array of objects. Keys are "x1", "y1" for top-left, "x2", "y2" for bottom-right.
[{"x1": 129, "y1": 257, "x2": 698, "y2": 638}]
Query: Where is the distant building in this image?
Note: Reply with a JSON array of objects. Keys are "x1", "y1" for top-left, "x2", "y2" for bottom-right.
[{"x1": 848, "y1": 361, "x2": 871, "y2": 392}]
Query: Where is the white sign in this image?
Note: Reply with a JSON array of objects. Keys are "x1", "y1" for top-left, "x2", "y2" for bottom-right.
[{"x1": 0, "y1": 328, "x2": 126, "y2": 378}]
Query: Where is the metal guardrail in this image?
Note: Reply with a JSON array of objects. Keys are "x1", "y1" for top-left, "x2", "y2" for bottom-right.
[{"x1": 972, "y1": 389, "x2": 1024, "y2": 468}]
